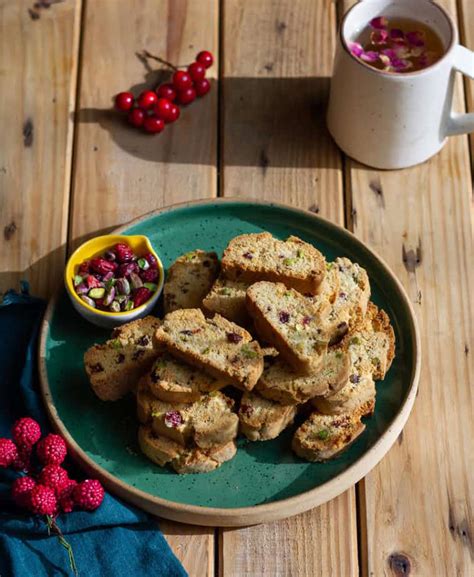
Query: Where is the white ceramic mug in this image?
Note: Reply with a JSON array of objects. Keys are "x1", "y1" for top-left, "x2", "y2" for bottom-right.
[{"x1": 327, "y1": 0, "x2": 474, "y2": 169}]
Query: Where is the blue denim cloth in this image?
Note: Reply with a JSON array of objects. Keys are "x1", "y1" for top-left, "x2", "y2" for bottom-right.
[{"x1": 0, "y1": 289, "x2": 186, "y2": 577}]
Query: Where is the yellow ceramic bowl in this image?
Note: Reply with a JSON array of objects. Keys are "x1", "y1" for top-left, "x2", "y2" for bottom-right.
[{"x1": 65, "y1": 234, "x2": 164, "y2": 329}]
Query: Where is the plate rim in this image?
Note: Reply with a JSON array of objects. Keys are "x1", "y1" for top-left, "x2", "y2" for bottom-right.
[{"x1": 38, "y1": 197, "x2": 421, "y2": 527}]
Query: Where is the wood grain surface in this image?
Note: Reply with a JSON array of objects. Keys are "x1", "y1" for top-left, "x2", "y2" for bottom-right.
[
  {"x1": 0, "y1": 0, "x2": 81, "y2": 297},
  {"x1": 68, "y1": 1, "x2": 219, "y2": 574},
  {"x1": 219, "y1": 1, "x2": 357, "y2": 576},
  {"x1": 343, "y1": 1, "x2": 474, "y2": 574}
]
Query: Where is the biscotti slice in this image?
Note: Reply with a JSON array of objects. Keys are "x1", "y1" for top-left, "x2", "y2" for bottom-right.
[
  {"x1": 84, "y1": 316, "x2": 162, "y2": 401},
  {"x1": 246, "y1": 281, "x2": 328, "y2": 373},
  {"x1": 255, "y1": 347, "x2": 351, "y2": 405},
  {"x1": 239, "y1": 392, "x2": 297, "y2": 441},
  {"x1": 292, "y1": 411, "x2": 365, "y2": 462},
  {"x1": 312, "y1": 373, "x2": 376, "y2": 417},
  {"x1": 163, "y1": 250, "x2": 219, "y2": 314},
  {"x1": 138, "y1": 425, "x2": 237, "y2": 474},
  {"x1": 136, "y1": 379, "x2": 164, "y2": 424},
  {"x1": 155, "y1": 309, "x2": 264, "y2": 390},
  {"x1": 344, "y1": 302, "x2": 395, "y2": 380},
  {"x1": 221, "y1": 233, "x2": 326, "y2": 294},
  {"x1": 143, "y1": 352, "x2": 227, "y2": 403},
  {"x1": 202, "y1": 275, "x2": 250, "y2": 325},
  {"x1": 149, "y1": 391, "x2": 238, "y2": 449},
  {"x1": 316, "y1": 258, "x2": 371, "y2": 343}
]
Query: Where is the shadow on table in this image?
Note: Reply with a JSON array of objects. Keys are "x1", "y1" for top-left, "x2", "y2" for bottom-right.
[{"x1": 75, "y1": 72, "x2": 340, "y2": 169}]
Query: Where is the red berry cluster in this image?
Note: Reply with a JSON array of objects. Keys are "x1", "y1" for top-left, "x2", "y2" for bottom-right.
[
  {"x1": 0, "y1": 418, "x2": 105, "y2": 517},
  {"x1": 114, "y1": 50, "x2": 214, "y2": 134}
]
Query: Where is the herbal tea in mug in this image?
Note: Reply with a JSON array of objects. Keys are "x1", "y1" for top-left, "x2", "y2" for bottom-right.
[{"x1": 348, "y1": 16, "x2": 445, "y2": 73}]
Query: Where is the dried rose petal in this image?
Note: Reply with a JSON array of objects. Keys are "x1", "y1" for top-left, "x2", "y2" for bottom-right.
[
  {"x1": 164, "y1": 411, "x2": 183, "y2": 428},
  {"x1": 360, "y1": 51, "x2": 379, "y2": 63},
  {"x1": 370, "y1": 29, "x2": 388, "y2": 45},
  {"x1": 406, "y1": 30, "x2": 425, "y2": 47},
  {"x1": 391, "y1": 57, "x2": 413, "y2": 71},
  {"x1": 419, "y1": 51, "x2": 437, "y2": 68},
  {"x1": 410, "y1": 46, "x2": 424, "y2": 58},
  {"x1": 370, "y1": 16, "x2": 388, "y2": 30},
  {"x1": 382, "y1": 48, "x2": 397, "y2": 60},
  {"x1": 390, "y1": 28, "x2": 406, "y2": 43},
  {"x1": 394, "y1": 45, "x2": 411, "y2": 59},
  {"x1": 348, "y1": 42, "x2": 364, "y2": 58},
  {"x1": 379, "y1": 54, "x2": 391, "y2": 68}
]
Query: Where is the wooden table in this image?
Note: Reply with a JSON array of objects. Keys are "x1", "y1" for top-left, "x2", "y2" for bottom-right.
[{"x1": 2, "y1": 1, "x2": 472, "y2": 575}]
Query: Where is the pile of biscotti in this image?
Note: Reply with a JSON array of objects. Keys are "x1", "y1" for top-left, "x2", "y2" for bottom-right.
[{"x1": 84, "y1": 232, "x2": 395, "y2": 474}]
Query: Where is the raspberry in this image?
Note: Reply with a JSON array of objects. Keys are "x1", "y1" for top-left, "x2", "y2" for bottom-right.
[
  {"x1": 114, "y1": 243, "x2": 134, "y2": 263},
  {"x1": 58, "y1": 479, "x2": 78, "y2": 513},
  {"x1": 11, "y1": 476, "x2": 36, "y2": 508},
  {"x1": 0, "y1": 438, "x2": 19, "y2": 467},
  {"x1": 12, "y1": 417, "x2": 41, "y2": 449},
  {"x1": 38, "y1": 464, "x2": 69, "y2": 495},
  {"x1": 29, "y1": 485, "x2": 58, "y2": 516},
  {"x1": 36, "y1": 434, "x2": 67, "y2": 466},
  {"x1": 11, "y1": 448, "x2": 32, "y2": 472},
  {"x1": 73, "y1": 480, "x2": 105, "y2": 511}
]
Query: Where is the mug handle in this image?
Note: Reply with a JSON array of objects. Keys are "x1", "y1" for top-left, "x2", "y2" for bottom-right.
[{"x1": 446, "y1": 45, "x2": 474, "y2": 136}]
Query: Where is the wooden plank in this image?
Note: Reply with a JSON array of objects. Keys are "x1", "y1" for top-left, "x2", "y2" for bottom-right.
[
  {"x1": 0, "y1": 0, "x2": 81, "y2": 297},
  {"x1": 458, "y1": 0, "x2": 474, "y2": 173},
  {"x1": 220, "y1": 2, "x2": 358, "y2": 576},
  {"x1": 69, "y1": 1, "x2": 218, "y2": 574},
  {"x1": 69, "y1": 0, "x2": 219, "y2": 248},
  {"x1": 343, "y1": 0, "x2": 474, "y2": 574}
]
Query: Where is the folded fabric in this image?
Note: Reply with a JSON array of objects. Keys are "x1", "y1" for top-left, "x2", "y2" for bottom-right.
[{"x1": 0, "y1": 288, "x2": 187, "y2": 577}]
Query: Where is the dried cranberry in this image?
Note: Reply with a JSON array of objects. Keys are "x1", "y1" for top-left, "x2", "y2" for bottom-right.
[
  {"x1": 78, "y1": 261, "x2": 91, "y2": 275},
  {"x1": 302, "y1": 315, "x2": 312, "y2": 326},
  {"x1": 90, "y1": 258, "x2": 117, "y2": 276},
  {"x1": 164, "y1": 411, "x2": 183, "y2": 428},
  {"x1": 114, "y1": 243, "x2": 134, "y2": 263},
  {"x1": 143, "y1": 253, "x2": 158, "y2": 269},
  {"x1": 84, "y1": 275, "x2": 102, "y2": 289},
  {"x1": 339, "y1": 292, "x2": 347, "y2": 300},
  {"x1": 349, "y1": 374, "x2": 360, "y2": 384},
  {"x1": 242, "y1": 252, "x2": 253, "y2": 260},
  {"x1": 279, "y1": 311, "x2": 290, "y2": 323},
  {"x1": 227, "y1": 332, "x2": 243, "y2": 343},
  {"x1": 140, "y1": 268, "x2": 158, "y2": 282},
  {"x1": 240, "y1": 404, "x2": 253, "y2": 417},
  {"x1": 133, "y1": 287, "x2": 152, "y2": 307},
  {"x1": 118, "y1": 262, "x2": 139, "y2": 277}
]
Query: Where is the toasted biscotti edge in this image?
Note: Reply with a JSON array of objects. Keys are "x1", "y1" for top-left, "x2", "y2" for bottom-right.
[{"x1": 238, "y1": 392, "x2": 297, "y2": 441}]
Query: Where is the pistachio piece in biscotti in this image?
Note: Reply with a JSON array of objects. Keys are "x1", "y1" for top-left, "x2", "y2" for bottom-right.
[
  {"x1": 238, "y1": 392, "x2": 297, "y2": 441},
  {"x1": 202, "y1": 275, "x2": 250, "y2": 325},
  {"x1": 312, "y1": 373, "x2": 376, "y2": 418},
  {"x1": 163, "y1": 250, "x2": 219, "y2": 314},
  {"x1": 155, "y1": 308, "x2": 264, "y2": 391},
  {"x1": 221, "y1": 233, "x2": 326, "y2": 294},
  {"x1": 246, "y1": 281, "x2": 328, "y2": 374}
]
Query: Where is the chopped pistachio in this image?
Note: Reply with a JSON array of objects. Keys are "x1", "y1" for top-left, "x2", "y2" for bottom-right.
[
  {"x1": 202, "y1": 347, "x2": 210, "y2": 355},
  {"x1": 73, "y1": 275, "x2": 83, "y2": 287},
  {"x1": 241, "y1": 344, "x2": 258, "y2": 359},
  {"x1": 89, "y1": 287, "x2": 105, "y2": 299},
  {"x1": 317, "y1": 429, "x2": 330, "y2": 440},
  {"x1": 283, "y1": 257, "x2": 297, "y2": 266},
  {"x1": 350, "y1": 336, "x2": 361, "y2": 345},
  {"x1": 110, "y1": 339, "x2": 122, "y2": 349},
  {"x1": 219, "y1": 287, "x2": 232, "y2": 296}
]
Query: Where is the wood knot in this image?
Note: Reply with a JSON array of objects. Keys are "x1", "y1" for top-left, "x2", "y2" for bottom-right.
[
  {"x1": 259, "y1": 149, "x2": 269, "y2": 175},
  {"x1": 4, "y1": 222, "x2": 17, "y2": 241},
  {"x1": 402, "y1": 240, "x2": 422, "y2": 273},
  {"x1": 388, "y1": 552, "x2": 412, "y2": 576},
  {"x1": 263, "y1": 62, "x2": 274, "y2": 72},
  {"x1": 308, "y1": 204, "x2": 319, "y2": 214},
  {"x1": 23, "y1": 119, "x2": 34, "y2": 147},
  {"x1": 275, "y1": 20, "x2": 287, "y2": 33},
  {"x1": 369, "y1": 179, "x2": 385, "y2": 207}
]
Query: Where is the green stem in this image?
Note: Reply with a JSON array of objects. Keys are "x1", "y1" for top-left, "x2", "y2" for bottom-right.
[{"x1": 45, "y1": 515, "x2": 79, "y2": 576}]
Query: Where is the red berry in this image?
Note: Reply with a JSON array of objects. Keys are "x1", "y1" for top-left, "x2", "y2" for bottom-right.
[
  {"x1": 154, "y1": 98, "x2": 174, "y2": 123},
  {"x1": 84, "y1": 274, "x2": 102, "y2": 289},
  {"x1": 188, "y1": 62, "x2": 206, "y2": 81},
  {"x1": 128, "y1": 108, "x2": 145, "y2": 128},
  {"x1": 133, "y1": 287, "x2": 152, "y2": 307},
  {"x1": 194, "y1": 78, "x2": 211, "y2": 97},
  {"x1": 90, "y1": 258, "x2": 117, "y2": 275},
  {"x1": 167, "y1": 104, "x2": 180, "y2": 123},
  {"x1": 73, "y1": 479, "x2": 105, "y2": 511},
  {"x1": 177, "y1": 87, "x2": 196, "y2": 106},
  {"x1": 29, "y1": 485, "x2": 57, "y2": 516},
  {"x1": 12, "y1": 447, "x2": 32, "y2": 472},
  {"x1": 114, "y1": 243, "x2": 134, "y2": 263},
  {"x1": 12, "y1": 418, "x2": 41, "y2": 449},
  {"x1": 156, "y1": 83, "x2": 177, "y2": 102},
  {"x1": 38, "y1": 464, "x2": 69, "y2": 496},
  {"x1": 172, "y1": 70, "x2": 193, "y2": 90},
  {"x1": 0, "y1": 438, "x2": 19, "y2": 467},
  {"x1": 12, "y1": 476, "x2": 36, "y2": 508},
  {"x1": 140, "y1": 268, "x2": 158, "y2": 282},
  {"x1": 78, "y1": 260, "x2": 91, "y2": 275},
  {"x1": 37, "y1": 434, "x2": 67, "y2": 466},
  {"x1": 58, "y1": 479, "x2": 78, "y2": 513},
  {"x1": 114, "y1": 92, "x2": 134, "y2": 111},
  {"x1": 196, "y1": 50, "x2": 214, "y2": 69},
  {"x1": 137, "y1": 90, "x2": 158, "y2": 110},
  {"x1": 143, "y1": 116, "x2": 165, "y2": 134}
]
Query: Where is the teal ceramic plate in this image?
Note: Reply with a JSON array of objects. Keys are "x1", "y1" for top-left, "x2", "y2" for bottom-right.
[{"x1": 39, "y1": 199, "x2": 420, "y2": 526}]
